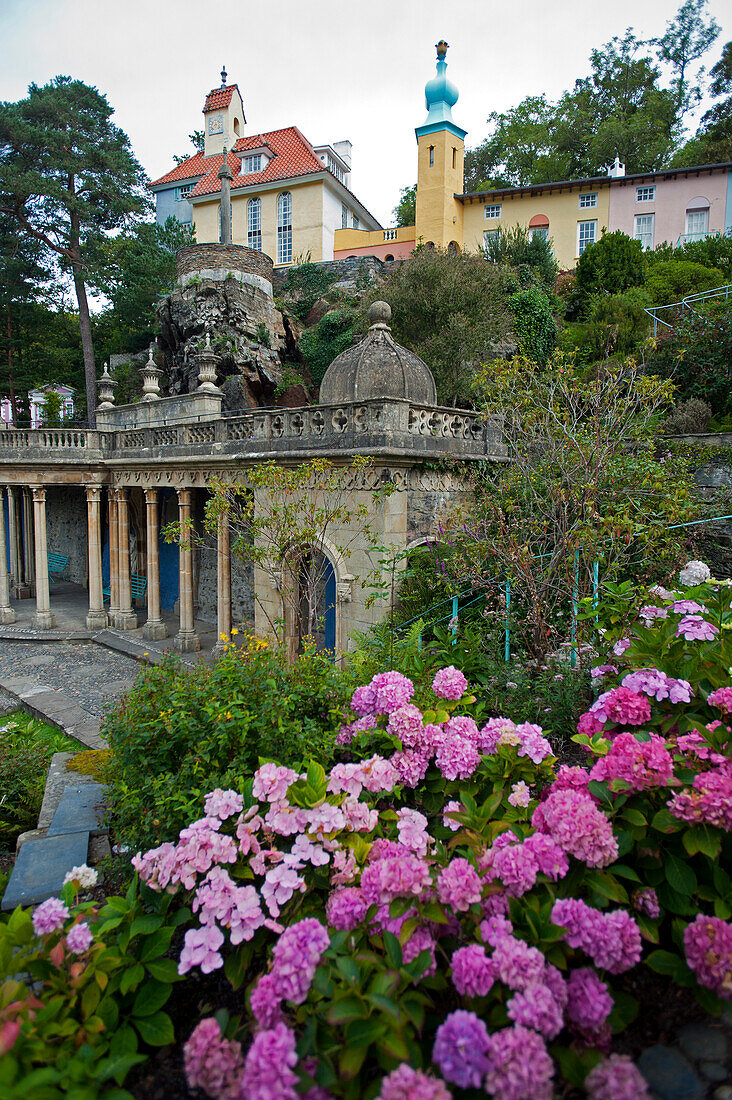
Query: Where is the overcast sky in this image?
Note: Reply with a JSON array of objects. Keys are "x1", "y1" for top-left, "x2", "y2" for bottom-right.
[{"x1": 1, "y1": 0, "x2": 729, "y2": 227}]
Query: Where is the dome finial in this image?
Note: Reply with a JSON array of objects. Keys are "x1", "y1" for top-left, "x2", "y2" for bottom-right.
[
  {"x1": 220, "y1": 64, "x2": 227, "y2": 87},
  {"x1": 368, "y1": 301, "x2": 391, "y2": 327},
  {"x1": 422, "y1": 39, "x2": 459, "y2": 126},
  {"x1": 436, "y1": 40, "x2": 448, "y2": 60}
]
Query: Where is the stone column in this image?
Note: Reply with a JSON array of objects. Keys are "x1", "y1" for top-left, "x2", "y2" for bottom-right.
[
  {"x1": 116, "y1": 488, "x2": 138, "y2": 630},
  {"x1": 0, "y1": 489, "x2": 16, "y2": 624},
  {"x1": 107, "y1": 490, "x2": 119, "y2": 627},
  {"x1": 175, "y1": 488, "x2": 199, "y2": 652},
  {"x1": 6, "y1": 488, "x2": 19, "y2": 590},
  {"x1": 23, "y1": 489, "x2": 35, "y2": 589},
  {"x1": 212, "y1": 510, "x2": 232, "y2": 657},
  {"x1": 32, "y1": 487, "x2": 55, "y2": 629},
  {"x1": 85, "y1": 486, "x2": 107, "y2": 630},
  {"x1": 143, "y1": 488, "x2": 167, "y2": 640}
]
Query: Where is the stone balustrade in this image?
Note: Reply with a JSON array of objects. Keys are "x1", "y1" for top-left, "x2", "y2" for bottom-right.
[{"x1": 0, "y1": 400, "x2": 507, "y2": 468}]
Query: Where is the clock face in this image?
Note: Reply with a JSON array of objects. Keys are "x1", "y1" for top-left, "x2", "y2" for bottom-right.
[{"x1": 208, "y1": 114, "x2": 224, "y2": 135}]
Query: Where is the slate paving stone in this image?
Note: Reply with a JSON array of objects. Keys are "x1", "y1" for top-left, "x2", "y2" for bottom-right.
[
  {"x1": 700, "y1": 1063, "x2": 728, "y2": 1083},
  {"x1": 47, "y1": 784, "x2": 107, "y2": 836},
  {"x1": 0, "y1": 640, "x2": 140, "y2": 717},
  {"x1": 639, "y1": 1046, "x2": 705, "y2": 1100},
  {"x1": 1, "y1": 832, "x2": 90, "y2": 910},
  {"x1": 679, "y1": 1024, "x2": 728, "y2": 1064}
]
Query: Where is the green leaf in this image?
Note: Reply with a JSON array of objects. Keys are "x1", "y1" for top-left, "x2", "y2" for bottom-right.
[
  {"x1": 586, "y1": 871, "x2": 629, "y2": 904},
  {"x1": 607, "y1": 991, "x2": 638, "y2": 1032},
  {"x1": 367, "y1": 993, "x2": 401, "y2": 1020},
  {"x1": 339, "y1": 1043, "x2": 367, "y2": 1079},
  {"x1": 383, "y1": 931, "x2": 402, "y2": 968},
  {"x1": 134, "y1": 1010, "x2": 175, "y2": 1047},
  {"x1": 97, "y1": 1053, "x2": 148, "y2": 1085},
  {"x1": 651, "y1": 808, "x2": 680, "y2": 834},
  {"x1": 345, "y1": 1017, "x2": 387, "y2": 1048},
  {"x1": 326, "y1": 997, "x2": 369, "y2": 1025},
  {"x1": 119, "y1": 962, "x2": 145, "y2": 995},
  {"x1": 665, "y1": 852, "x2": 698, "y2": 896},
  {"x1": 620, "y1": 808, "x2": 647, "y2": 828},
  {"x1": 132, "y1": 979, "x2": 172, "y2": 1018},
  {"x1": 144, "y1": 957, "x2": 179, "y2": 983},
  {"x1": 138, "y1": 927, "x2": 174, "y2": 962},
  {"x1": 682, "y1": 826, "x2": 722, "y2": 861},
  {"x1": 646, "y1": 949, "x2": 682, "y2": 976},
  {"x1": 336, "y1": 957, "x2": 360, "y2": 986},
  {"x1": 378, "y1": 1030, "x2": 410, "y2": 1061},
  {"x1": 130, "y1": 915, "x2": 163, "y2": 937}
]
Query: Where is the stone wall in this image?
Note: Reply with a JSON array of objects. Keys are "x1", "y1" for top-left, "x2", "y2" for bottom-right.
[
  {"x1": 176, "y1": 244, "x2": 274, "y2": 287},
  {"x1": 692, "y1": 461, "x2": 732, "y2": 579},
  {"x1": 195, "y1": 538, "x2": 254, "y2": 627},
  {"x1": 272, "y1": 256, "x2": 385, "y2": 295},
  {"x1": 46, "y1": 487, "x2": 88, "y2": 587}
]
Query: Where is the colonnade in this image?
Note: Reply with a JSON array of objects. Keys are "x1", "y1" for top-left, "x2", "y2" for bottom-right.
[{"x1": 0, "y1": 484, "x2": 234, "y2": 652}]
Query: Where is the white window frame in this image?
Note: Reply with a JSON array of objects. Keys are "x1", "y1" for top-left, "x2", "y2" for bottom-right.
[
  {"x1": 636, "y1": 186, "x2": 655, "y2": 203},
  {"x1": 247, "y1": 197, "x2": 262, "y2": 251},
  {"x1": 484, "y1": 203, "x2": 501, "y2": 219},
  {"x1": 352, "y1": 215, "x2": 359, "y2": 230},
  {"x1": 176, "y1": 183, "x2": 194, "y2": 200},
  {"x1": 483, "y1": 228, "x2": 500, "y2": 254},
  {"x1": 685, "y1": 207, "x2": 709, "y2": 241},
  {"x1": 633, "y1": 213, "x2": 654, "y2": 251},
  {"x1": 277, "y1": 191, "x2": 292, "y2": 264},
  {"x1": 529, "y1": 226, "x2": 549, "y2": 241},
  {"x1": 341, "y1": 203, "x2": 348, "y2": 229},
  {"x1": 577, "y1": 220, "x2": 597, "y2": 255},
  {"x1": 243, "y1": 154, "x2": 262, "y2": 174},
  {"x1": 579, "y1": 193, "x2": 598, "y2": 209}
]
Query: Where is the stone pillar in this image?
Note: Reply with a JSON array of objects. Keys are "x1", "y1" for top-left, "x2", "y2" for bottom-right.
[
  {"x1": 143, "y1": 488, "x2": 167, "y2": 640},
  {"x1": 0, "y1": 489, "x2": 16, "y2": 624},
  {"x1": 32, "y1": 487, "x2": 55, "y2": 630},
  {"x1": 23, "y1": 489, "x2": 35, "y2": 588},
  {"x1": 212, "y1": 510, "x2": 232, "y2": 657},
  {"x1": 218, "y1": 147, "x2": 233, "y2": 245},
  {"x1": 107, "y1": 490, "x2": 119, "y2": 627},
  {"x1": 175, "y1": 488, "x2": 199, "y2": 653},
  {"x1": 116, "y1": 488, "x2": 138, "y2": 630},
  {"x1": 85, "y1": 486, "x2": 108, "y2": 630},
  {"x1": 6, "y1": 488, "x2": 18, "y2": 589}
]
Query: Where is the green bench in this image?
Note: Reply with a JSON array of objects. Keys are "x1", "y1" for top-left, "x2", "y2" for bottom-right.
[
  {"x1": 47, "y1": 552, "x2": 69, "y2": 582},
  {"x1": 103, "y1": 574, "x2": 147, "y2": 604}
]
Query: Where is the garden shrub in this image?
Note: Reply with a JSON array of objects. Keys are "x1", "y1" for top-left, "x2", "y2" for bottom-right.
[
  {"x1": 104, "y1": 639, "x2": 350, "y2": 855},
  {"x1": 508, "y1": 286, "x2": 556, "y2": 365},
  {"x1": 663, "y1": 397, "x2": 713, "y2": 435},
  {"x1": 299, "y1": 308, "x2": 361, "y2": 387},
  {"x1": 484, "y1": 223, "x2": 559, "y2": 293},
  {"x1": 644, "y1": 259, "x2": 725, "y2": 306},
  {"x1": 0, "y1": 713, "x2": 79, "y2": 846},
  {"x1": 644, "y1": 306, "x2": 732, "y2": 418},
  {"x1": 282, "y1": 262, "x2": 335, "y2": 322},
  {"x1": 575, "y1": 231, "x2": 646, "y2": 312},
  {"x1": 578, "y1": 287, "x2": 651, "y2": 361}
]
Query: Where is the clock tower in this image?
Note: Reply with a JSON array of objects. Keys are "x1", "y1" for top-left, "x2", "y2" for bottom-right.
[{"x1": 203, "y1": 67, "x2": 246, "y2": 157}]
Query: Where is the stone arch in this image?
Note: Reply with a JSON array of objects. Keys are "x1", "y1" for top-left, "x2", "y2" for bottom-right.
[
  {"x1": 385, "y1": 254, "x2": 395, "y2": 262},
  {"x1": 279, "y1": 532, "x2": 354, "y2": 660}
]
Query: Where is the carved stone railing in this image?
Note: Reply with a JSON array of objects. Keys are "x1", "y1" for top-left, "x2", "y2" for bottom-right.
[{"x1": 0, "y1": 401, "x2": 507, "y2": 470}]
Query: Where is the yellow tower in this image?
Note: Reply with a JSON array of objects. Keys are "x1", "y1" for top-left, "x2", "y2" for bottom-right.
[{"x1": 414, "y1": 41, "x2": 466, "y2": 250}]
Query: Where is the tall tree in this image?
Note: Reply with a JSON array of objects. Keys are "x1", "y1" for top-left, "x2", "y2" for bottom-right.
[
  {"x1": 0, "y1": 77, "x2": 149, "y2": 424},
  {"x1": 0, "y1": 213, "x2": 50, "y2": 418},
  {"x1": 391, "y1": 184, "x2": 416, "y2": 228},
  {"x1": 654, "y1": 0, "x2": 720, "y2": 115}
]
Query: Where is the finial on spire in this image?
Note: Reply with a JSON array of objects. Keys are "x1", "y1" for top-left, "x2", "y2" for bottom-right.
[
  {"x1": 221, "y1": 65, "x2": 227, "y2": 87},
  {"x1": 436, "y1": 40, "x2": 448, "y2": 60}
]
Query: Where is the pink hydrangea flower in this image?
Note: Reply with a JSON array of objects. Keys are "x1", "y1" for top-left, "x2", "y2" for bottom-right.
[
  {"x1": 436, "y1": 858, "x2": 482, "y2": 911},
  {"x1": 390, "y1": 749, "x2": 430, "y2": 788},
  {"x1": 669, "y1": 767, "x2": 732, "y2": 830},
  {"x1": 621, "y1": 668, "x2": 693, "y2": 704},
  {"x1": 591, "y1": 687, "x2": 651, "y2": 727},
  {"x1": 589, "y1": 732, "x2": 674, "y2": 791},
  {"x1": 515, "y1": 722, "x2": 553, "y2": 763},
  {"x1": 672, "y1": 600, "x2": 707, "y2": 614},
  {"x1": 676, "y1": 615, "x2": 719, "y2": 642},
  {"x1": 708, "y1": 686, "x2": 732, "y2": 713},
  {"x1": 32, "y1": 897, "x2": 69, "y2": 936},
  {"x1": 490, "y1": 935, "x2": 546, "y2": 991},
  {"x1": 522, "y1": 833, "x2": 569, "y2": 880},
  {"x1": 551, "y1": 899, "x2": 642, "y2": 974},
  {"x1": 585, "y1": 1054, "x2": 650, "y2": 1099},
  {"x1": 240, "y1": 1022, "x2": 299, "y2": 1099},
  {"x1": 683, "y1": 914, "x2": 732, "y2": 998},
  {"x1": 350, "y1": 683, "x2": 376, "y2": 716},
  {"x1": 482, "y1": 841, "x2": 538, "y2": 897},
  {"x1": 261, "y1": 864, "x2": 305, "y2": 917},
  {"x1": 508, "y1": 781, "x2": 531, "y2": 808},
  {"x1": 532, "y1": 789, "x2": 619, "y2": 868},
  {"x1": 403, "y1": 926, "x2": 437, "y2": 976},
  {"x1": 252, "y1": 763, "x2": 299, "y2": 803},
  {"x1": 370, "y1": 671, "x2": 415, "y2": 714},
  {"x1": 442, "y1": 800, "x2": 462, "y2": 831},
  {"x1": 179, "y1": 924, "x2": 225, "y2": 975},
  {"x1": 444, "y1": 715, "x2": 479, "y2": 744},
  {"x1": 477, "y1": 716, "x2": 517, "y2": 753},
  {"x1": 435, "y1": 736, "x2": 480, "y2": 780},
  {"x1": 483, "y1": 1024, "x2": 554, "y2": 1100},
  {"x1": 432, "y1": 665, "x2": 468, "y2": 701},
  {"x1": 184, "y1": 1018, "x2": 244, "y2": 1100},
  {"x1": 250, "y1": 973, "x2": 284, "y2": 1030},
  {"x1": 480, "y1": 914, "x2": 513, "y2": 947},
  {"x1": 639, "y1": 605, "x2": 668, "y2": 625},
  {"x1": 325, "y1": 887, "x2": 368, "y2": 930},
  {"x1": 577, "y1": 710, "x2": 605, "y2": 738},
  {"x1": 632, "y1": 887, "x2": 661, "y2": 919},
  {"x1": 271, "y1": 918, "x2": 330, "y2": 1004},
  {"x1": 376, "y1": 1064, "x2": 452, "y2": 1100},
  {"x1": 65, "y1": 921, "x2": 93, "y2": 954},
  {"x1": 204, "y1": 788, "x2": 244, "y2": 821},
  {"x1": 387, "y1": 703, "x2": 424, "y2": 747},
  {"x1": 566, "y1": 968, "x2": 613, "y2": 1031},
  {"x1": 396, "y1": 808, "x2": 431, "y2": 856},
  {"x1": 361, "y1": 853, "x2": 431, "y2": 906},
  {"x1": 506, "y1": 982, "x2": 564, "y2": 1038},
  {"x1": 612, "y1": 637, "x2": 631, "y2": 656},
  {"x1": 591, "y1": 664, "x2": 618, "y2": 679},
  {"x1": 451, "y1": 944, "x2": 495, "y2": 997}
]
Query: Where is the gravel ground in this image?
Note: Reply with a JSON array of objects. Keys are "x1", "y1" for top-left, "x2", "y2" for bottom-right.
[{"x1": 0, "y1": 640, "x2": 142, "y2": 717}]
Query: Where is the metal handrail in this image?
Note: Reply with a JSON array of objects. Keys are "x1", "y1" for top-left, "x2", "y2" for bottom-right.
[{"x1": 644, "y1": 283, "x2": 732, "y2": 336}]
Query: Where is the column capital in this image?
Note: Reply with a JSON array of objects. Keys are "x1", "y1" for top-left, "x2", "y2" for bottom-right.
[
  {"x1": 31, "y1": 487, "x2": 46, "y2": 503},
  {"x1": 144, "y1": 487, "x2": 158, "y2": 504},
  {"x1": 177, "y1": 488, "x2": 193, "y2": 507},
  {"x1": 85, "y1": 486, "x2": 103, "y2": 504},
  {"x1": 114, "y1": 486, "x2": 128, "y2": 503}
]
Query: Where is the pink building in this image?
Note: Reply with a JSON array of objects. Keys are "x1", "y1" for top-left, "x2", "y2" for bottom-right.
[{"x1": 607, "y1": 162, "x2": 732, "y2": 251}]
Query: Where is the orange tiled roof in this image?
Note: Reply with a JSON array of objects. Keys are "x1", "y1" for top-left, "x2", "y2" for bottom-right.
[
  {"x1": 150, "y1": 152, "x2": 209, "y2": 187},
  {"x1": 204, "y1": 85, "x2": 235, "y2": 111}
]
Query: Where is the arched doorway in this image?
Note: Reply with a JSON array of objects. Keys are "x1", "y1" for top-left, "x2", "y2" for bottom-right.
[{"x1": 298, "y1": 548, "x2": 336, "y2": 654}]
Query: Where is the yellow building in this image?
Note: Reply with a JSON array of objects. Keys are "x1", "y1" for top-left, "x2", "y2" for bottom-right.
[{"x1": 151, "y1": 69, "x2": 381, "y2": 265}]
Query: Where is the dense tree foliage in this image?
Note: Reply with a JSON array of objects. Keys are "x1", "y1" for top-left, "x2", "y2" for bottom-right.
[
  {"x1": 0, "y1": 77, "x2": 149, "y2": 422},
  {"x1": 392, "y1": 184, "x2": 416, "y2": 228},
  {"x1": 464, "y1": 1, "x2": 720, "y2": 191},
  {"x1": 575, "y1": 231, "x2": 647, "y2": 311}
]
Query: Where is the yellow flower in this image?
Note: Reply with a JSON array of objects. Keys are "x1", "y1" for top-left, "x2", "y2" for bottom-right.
[
  {"x1": 220, "y1": 633, "x2": 228, "y2": 642},
  {"x1": 231, "y1": 627, "x2": 239, "y2": 636}
]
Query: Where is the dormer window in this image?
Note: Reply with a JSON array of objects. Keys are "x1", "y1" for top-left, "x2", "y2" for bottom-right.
[
  {"x1": 243, "y1": 154, "x2": 262, "y2": 174},
  {"x1": 176, "y1": 183, "x2": 195, "y2": 200}
]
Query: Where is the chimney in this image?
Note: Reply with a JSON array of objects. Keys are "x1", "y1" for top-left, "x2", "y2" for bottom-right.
[
  {"x1": 607, "y1": 156, "x2": 626, "y2": 179},
  {"x1": 333, "y1": 140, "x2": 352, "y2": 171}
]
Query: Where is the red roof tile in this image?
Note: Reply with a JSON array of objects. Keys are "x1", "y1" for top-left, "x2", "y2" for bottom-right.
[
  {"x1": 150, "y1": 152, "x2": 208, "y2": 187},
  {"x1": 204, "y1": 86, "x2": 235, "y2": 111}
]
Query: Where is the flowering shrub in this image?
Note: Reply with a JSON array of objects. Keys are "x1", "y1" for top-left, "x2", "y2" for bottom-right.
[{"x1": 0, "y1": 871, "x2": 186, "y2": 1096}]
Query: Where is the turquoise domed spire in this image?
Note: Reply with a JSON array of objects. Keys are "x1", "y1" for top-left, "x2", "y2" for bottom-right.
[
  {"x1": 423, "y1": 40, "x2": 459, "y2": 125},
  {"x1": 415, "y1": 41, "x2": 466, "y2": 141}
]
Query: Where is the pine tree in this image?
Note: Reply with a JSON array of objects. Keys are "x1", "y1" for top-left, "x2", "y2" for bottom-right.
[{"x1": 0, "y1": 76, "x2": 149, "y2": 424}]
